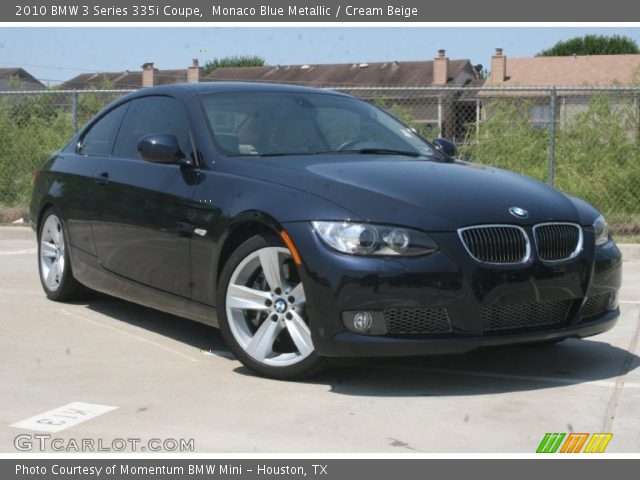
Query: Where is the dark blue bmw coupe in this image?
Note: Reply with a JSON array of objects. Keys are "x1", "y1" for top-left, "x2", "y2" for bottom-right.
[{"x1": 30, "y1": 83, "x2": 622, "y2": 378}]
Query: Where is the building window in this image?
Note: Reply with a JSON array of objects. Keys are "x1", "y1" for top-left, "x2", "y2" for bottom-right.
[{"x1": 530, "y1": 104, "x2": 553, "y2": 130}]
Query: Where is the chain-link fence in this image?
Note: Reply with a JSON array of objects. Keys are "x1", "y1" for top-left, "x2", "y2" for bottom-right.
[
  {"x1": 339, "y1": 85, "x2": 640, "y2": 237},
  {"x1": 0, "y1": 89, "x2": 133, "y2": 222},
  {"x1": 1, "y1": 86, "x2": 639, "y2": 237}
]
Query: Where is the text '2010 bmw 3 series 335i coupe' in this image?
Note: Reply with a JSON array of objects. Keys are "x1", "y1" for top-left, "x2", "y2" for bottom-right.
[{"x1": 30, "y1": 83, "x2": 622, "y2": 379}]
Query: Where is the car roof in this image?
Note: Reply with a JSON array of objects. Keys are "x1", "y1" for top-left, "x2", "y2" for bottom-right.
[
  {"x1": 81, "y1": 81, "x2": 354, "y2": 137},
  {"x1": 124, "y1": 81, "x2": 351, "y2": 98}
]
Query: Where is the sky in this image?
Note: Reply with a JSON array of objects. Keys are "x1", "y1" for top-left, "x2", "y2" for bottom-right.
[{"x1": 1, "y1": 27, "x2": 639, "y2": 85}]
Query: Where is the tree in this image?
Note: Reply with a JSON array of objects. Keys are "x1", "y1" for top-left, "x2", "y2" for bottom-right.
[
  {"x1": 537, "y1": 34, "x2": 639, "y2": 56},
  {"x1": 201, "y1": 55, "x2": 266, "y2": 75}
]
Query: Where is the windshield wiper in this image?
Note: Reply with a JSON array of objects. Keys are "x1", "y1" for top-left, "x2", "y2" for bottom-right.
[
  {"x1": 234, "y1": 149, "x2": 423, "y2": 158},
  {"x1": 247, "y1": 152, "x2": 316, "y2": 157},
  {"x1": 320, "y1": 148, "x2": 422, "y2": 157}
]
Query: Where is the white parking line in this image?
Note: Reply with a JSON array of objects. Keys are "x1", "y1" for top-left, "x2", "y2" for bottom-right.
[
  {"x1": 620, "y1": 300, "x2": 640, "y2": 304},
  {"x1": 59, "y1": 309, "x2": 198, "y2": 363},
  {"x1": 0, "y1": 248, "x2": 36, "y2": 256},
  {"x1": 201, "y1": 348, "x2": 236, "y2": 359},
  {"x1": 10, "y1": 402, "x2": 117, "y2": 432}
]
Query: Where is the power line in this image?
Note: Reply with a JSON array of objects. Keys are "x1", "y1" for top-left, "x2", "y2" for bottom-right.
[{"x1": 0, "y1": 60, "x2": 109, "y2": 73}]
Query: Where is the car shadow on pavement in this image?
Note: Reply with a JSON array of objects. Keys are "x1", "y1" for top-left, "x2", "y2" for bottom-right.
[
  {"x1": 80, "y1": 293, "x2": 232, "y2": 359},
  {"x1": 304, "y1": 340, "x2": 640, "y2": 397},
  {"x1": 81, "y1": 294, "x2": 639, "y2": 397},
  {"x1": 234, "y1": 339, "x2": 640, "y2": 396}
]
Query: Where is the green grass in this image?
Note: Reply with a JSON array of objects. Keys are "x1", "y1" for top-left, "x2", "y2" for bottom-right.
[
  {"x1": 1, "y1": 91, "x2": 639, "y2": 239},
  {"x1": 462, "y1": 94, "x2": 640, "y2": 236},
  {"x1": 614, "y1": 234, "x2": 640, "y2": 243}
]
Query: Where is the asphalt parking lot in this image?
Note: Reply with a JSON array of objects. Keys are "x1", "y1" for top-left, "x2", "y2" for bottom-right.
[{"x1": 1, "y1": 227, "x2": 639, "y2": 453}]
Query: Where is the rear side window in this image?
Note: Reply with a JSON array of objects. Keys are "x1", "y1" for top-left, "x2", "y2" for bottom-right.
[
  {"x1": 79, "y1": 103, "x2": 128, "y2": 156},
  {"x1": 113, "y1": 96, "x2": 193, "y2": 160}
]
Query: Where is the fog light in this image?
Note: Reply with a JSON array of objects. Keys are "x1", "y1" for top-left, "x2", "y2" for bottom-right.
[
  {"x1": 342, "y1": 311, "x2": 387, "y2": 335},
  {"x1": 353, "y1": 312, "x2": 373, "y2": 331}
]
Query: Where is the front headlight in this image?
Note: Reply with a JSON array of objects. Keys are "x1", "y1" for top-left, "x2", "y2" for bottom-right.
[
  {"x1": 311, "y1": 221, "x2": 438, "y2": 256},
  {"x1": 594, "y1": 214, "x2": 609, "y2": 246}
]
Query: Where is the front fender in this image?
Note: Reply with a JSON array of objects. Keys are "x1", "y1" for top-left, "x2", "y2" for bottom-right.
[{"x1": 189, "y1": 170, "x2": 361, "y2": 306}]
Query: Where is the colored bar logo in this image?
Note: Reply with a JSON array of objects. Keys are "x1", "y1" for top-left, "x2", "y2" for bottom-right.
[{"x1": 537, "y1": 433, "x2": 613, "y2": 453}]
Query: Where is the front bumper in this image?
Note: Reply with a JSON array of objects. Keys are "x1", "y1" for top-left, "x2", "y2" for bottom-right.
[
  {"x1": 319, "y1": 310, "x2": 618, "y2": 357},
  {"x1": 283, "y1": 222, "x2": 623, "y2": 358}
]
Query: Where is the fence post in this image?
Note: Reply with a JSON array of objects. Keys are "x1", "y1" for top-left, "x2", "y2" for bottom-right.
[
  {"x1": 547, "y1": 87, "x2": 557, "y2": 186},
  {"x1": 633, "y1": 93, "x2": 640, "y2": 146},
  {"x1": 437, "y1": 96, "x2": 443, "y2": 137},
  {"x1": 71, "y1": 90, "x2": 78, "y2": 133}
]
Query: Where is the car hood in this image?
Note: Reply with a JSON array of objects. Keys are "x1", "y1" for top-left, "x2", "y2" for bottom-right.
[{"x1": 225, "y1": 155, "x2": 584, "y2": 231}]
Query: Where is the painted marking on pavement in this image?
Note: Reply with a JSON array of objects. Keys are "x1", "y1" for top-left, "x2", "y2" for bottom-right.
[
  {"x1": 10, "y1": 402, "x2": 117, "y2": 433},
  {"x1": 0, "y1": 248, "x2": 36, "y2": 256},
  {"x1": 201, "y1": 348, "x2": 235, "y2": 359},
  {"x1": 59, "y1": 308, "x2": 197, "y2": 362}
]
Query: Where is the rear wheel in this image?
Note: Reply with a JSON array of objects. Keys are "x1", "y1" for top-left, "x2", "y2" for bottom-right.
[
  {"x1": 38, "y1": 208, "x2": 86, "y2": 301},
  {"x1": 217, "y1": 234, "x2": 326, "y2": 379}
]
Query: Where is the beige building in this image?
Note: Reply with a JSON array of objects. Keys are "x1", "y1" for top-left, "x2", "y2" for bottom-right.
[
  {"x1": 481, "y1": 48, "x2": 640, "y2": 129},
  {"x1": 59, "y1": 60, "x2": 201, "y2": 90},
  {"x1": 0, "y1": 67, "x2": 46, "y2": 90}
]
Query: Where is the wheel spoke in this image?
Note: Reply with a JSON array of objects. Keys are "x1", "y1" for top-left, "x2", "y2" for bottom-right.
[
  {"x1": 46, "y1": 259, "x2": 60, "y2": 286},
  {"x1": 258, "y1": 248, "x2": 284, "y2": 291},
  {"x1": 288, "y1": 282, "x2": 306, "y2": 306},
  {"x1": 285, "y1": 311, "x2": 314, "y2": 356},
  {"x1": 226, "y1": 246, "x2": 314, "y2": 367},
  {"x1": 40, "y1": 241, "x2": 57, "y2": 258},
  {"x1": 51, "y1": 222, "x2": 62, "y2": 247},
  {"x1": 227, "y1": 284, "x2": 271, "y2": 311},
  {"x1": 246, "y1": 319, "x2": 283, "y2": 361}
]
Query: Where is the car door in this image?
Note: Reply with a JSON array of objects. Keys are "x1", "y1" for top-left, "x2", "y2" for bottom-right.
[
  {"x1": 91, "y1": 95, "x2": 198, "y2": 298},
  {"x1": 60, "y1": 102, "x2": 129, "y2": 257}
]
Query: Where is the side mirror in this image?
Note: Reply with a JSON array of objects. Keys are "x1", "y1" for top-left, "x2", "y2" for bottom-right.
[
  {"x1": 137, "y1": 134, "x2": 189, "y2": 165},
  {"x1": 433, "y1": 138, "x2": 458, "y2": 158}
]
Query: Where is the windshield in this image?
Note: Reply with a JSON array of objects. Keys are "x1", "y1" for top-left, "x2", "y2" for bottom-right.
[{"x1": 199, "y1": 91, "x2": 439, "y2": 158}]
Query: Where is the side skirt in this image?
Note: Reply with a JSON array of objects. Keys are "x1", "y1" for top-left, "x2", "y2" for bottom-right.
[{"x1": 70, "y1": 246, "x2": 218, "y2": 327}]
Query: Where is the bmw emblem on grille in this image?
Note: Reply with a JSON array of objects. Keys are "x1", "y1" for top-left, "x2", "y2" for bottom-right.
[{"x1": 509, "y1": 207, "x2": 529, "y2": 218}]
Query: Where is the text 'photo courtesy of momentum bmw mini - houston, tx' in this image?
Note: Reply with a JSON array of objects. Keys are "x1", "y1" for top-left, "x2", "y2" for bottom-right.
[{"x1": 30, "y1": 82, "x2": 622, "y2": 379}]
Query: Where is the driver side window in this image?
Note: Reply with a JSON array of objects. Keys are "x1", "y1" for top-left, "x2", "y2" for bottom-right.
[
  {"x1": 79, "y1": 103, "x2": 128, "y2": 156},
  {"x1": 113, "y1": 96, "x2": 193, "y2": 160}
]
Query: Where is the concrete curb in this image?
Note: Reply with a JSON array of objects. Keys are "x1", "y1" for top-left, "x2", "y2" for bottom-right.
[
  {"x1": 619, "y1": 243, "x2": 640, "y2": 262},
  {"x1": 1, "y1": 225, "x2": 639, "y2": 260},
  {"x1": 0, "y1": 226, "x2": 34, "y2": 241}
]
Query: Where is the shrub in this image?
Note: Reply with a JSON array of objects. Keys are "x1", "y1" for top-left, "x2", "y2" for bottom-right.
[
  {"x1": 462, "y1": 93, "x2": 640, "y2": 234},
  {"x1": 0, "y1": 90, "x2": 117, "y2": 214}
]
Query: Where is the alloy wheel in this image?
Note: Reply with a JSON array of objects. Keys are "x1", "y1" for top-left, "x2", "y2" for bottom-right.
[
  {"x1": 39, "y1": 214, "x2": 66, "y2": 292},
  {"x1": 225, "y1": 247, "x2": 314, "y2": 366}
]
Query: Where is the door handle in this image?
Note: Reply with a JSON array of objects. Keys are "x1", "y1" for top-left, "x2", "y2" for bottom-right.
[
  {"x1": 93, "y1": 171, "x2": 109, "y2": 185},
  {"x1": 177, "y1": 221, "x2": 195, "y2": 238}
]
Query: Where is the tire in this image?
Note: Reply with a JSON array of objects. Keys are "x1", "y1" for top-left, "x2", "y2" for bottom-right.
[
  {"x1": 37, "y1": 207, "x2": 87, "y2": 301},
  {"x1": 217, "y1": 234, "x2": 327, "y2": 379}
]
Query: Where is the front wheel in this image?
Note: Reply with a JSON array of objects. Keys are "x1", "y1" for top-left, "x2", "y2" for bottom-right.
[{"x1": 217, "y1": 234, "x2": 326, "y2": 379}]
